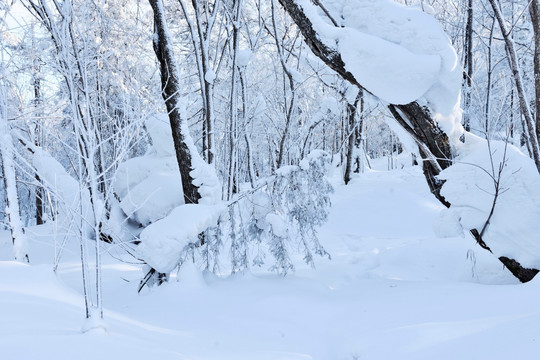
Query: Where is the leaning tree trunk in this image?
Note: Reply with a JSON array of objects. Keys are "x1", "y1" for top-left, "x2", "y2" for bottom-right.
[{"x1": 277, "y1": 0, "x2": 538, "y2": 282}]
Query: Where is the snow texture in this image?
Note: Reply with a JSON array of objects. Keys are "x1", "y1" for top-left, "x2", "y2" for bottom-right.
[
  {"x1": 32, "y1": 148, "x2": 94, "y2": 237},
  {"x1": 439, "y1": 133, "x2": 540, "y2": 268},
  {"x1": 296, "y1": 0, "x2": 464, "y2": 141},
  {"x1": 114, "y1": 115, "x2": 184, "y2": 226},
  {"x1": 137, "y1": 203, "x2": 226, "y2": 273},
  {"x1": 237, "y1": 48, "x2": 252, "y2": 67},
  {"x1": 4, "y1": 164, "x2": 535, "y2": 360}
]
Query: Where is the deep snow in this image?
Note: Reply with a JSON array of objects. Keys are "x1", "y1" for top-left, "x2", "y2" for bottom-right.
[{"x1": 1, "y1": 164, "x2": 539, "y2": 360}]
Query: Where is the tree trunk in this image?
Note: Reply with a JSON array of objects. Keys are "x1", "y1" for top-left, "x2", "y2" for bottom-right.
[
  {"x1": 344, "y1": 93, "x2": 361, "y2": 185},
  {"x1": 530, "y1": 0, "x2": 540, "y2": 145},
  {"x1": 462, "y1": 0, "x2": 473, "y2": 132},
  {"x1": 149, "y1": 0, "x2": 201, "y2": 205}
]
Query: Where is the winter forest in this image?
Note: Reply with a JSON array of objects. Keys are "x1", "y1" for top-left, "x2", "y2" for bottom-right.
[{"x1": 1, "y1": 0, "x2": 540, "y2": 358}]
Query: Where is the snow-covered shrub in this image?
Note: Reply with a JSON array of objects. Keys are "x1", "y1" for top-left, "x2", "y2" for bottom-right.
[
  {"x1": 133, "y1": 149, "x2": 333, "y2": 282},
  {"x1": 114, "y1": 114, "x2": 333, "y2": 283},
  {"x1": 231, "y1": 150, "x2": 333, "y2": 275}
]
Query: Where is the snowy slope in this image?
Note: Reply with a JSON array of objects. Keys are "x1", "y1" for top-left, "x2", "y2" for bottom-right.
[{"x1": 1, "y1": 166, "x2": 539, "y2": 360}]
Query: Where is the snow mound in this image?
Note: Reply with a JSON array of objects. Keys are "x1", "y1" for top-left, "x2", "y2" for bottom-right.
[
  {"x1": 439, "y1": 133, "x2": 540, "y2": 268},
  {"x1": 137, "y1": 204, "x2": 226, "y2": 273},
  {"x1": 114, "y1": 115, "x2": 184, "y2": 226},
  {"x1": 115, "y1": 155, "x2": 183, "y2": 226},
  {"x1": 145, "y1": 114, "x2": 175, "y2": 157},
  {"x1": 297, "y1": 0, "x2": 461, "y2": 116},
  {"x1": 115, "y1": 112, "x2": 222, "y2": 226}
]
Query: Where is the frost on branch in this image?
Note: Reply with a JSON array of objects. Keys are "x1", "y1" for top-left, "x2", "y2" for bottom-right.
[
  {"x1": 233, "y1": 150, "x2": 333, "y2": 275},
  {"x1": 125, "y1": 148, "x2": 333, "y2": 279}
]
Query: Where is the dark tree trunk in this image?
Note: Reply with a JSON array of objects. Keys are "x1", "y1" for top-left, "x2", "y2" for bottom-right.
[
  {"x1": 149, "y1": 0, "x2": 201, "y2": 205},
  {"x1": 277, "y1": 0, "x2": 538, "y2": 282},
  {"x1": 463, "y1": 0, "x2": 473, "y2": 132},
  {"x1": 344, "y1": 93, "x2": 361, "y2": 185},
  {"x1": 530, "y1": 0, "x2": 540, "y2": 144},
  {"x1": 144, "y1": 0, "x2": 203, "y2": 286}
]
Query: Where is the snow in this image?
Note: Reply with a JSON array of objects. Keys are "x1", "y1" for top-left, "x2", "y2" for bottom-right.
[
  {"x1": 137, "y1": 203, "x2": 226, "y2": 273},
  {"x1": 4, "y1": 164, "x2": 539, "y2": 359},
  {"x1": 32, "y1": 148, "x2": 94, "y2": 237},
  {"x1": 295, "y1": 0, "x2": 465, "y2": 144},
  {"x1": 118, "y1": 168, "x2": 184, "y2": 226},
  {"x1": 266, "y1": 213, "x2": 287, "y2": 238},
  {"x1": 205, "y1": 69, "x2": 216, "y2": 84},
  {"x1": 114, "y1": 111, "x2": 222, "y2": 226},
  {"x1": 297, "y1": 0, "x2": 461, "y2": 115},
  {"x1": 114, "y1": 136, "x2": 184, "y2": 226},
  {"x1": 145, "y1": 114, "x2": 175, "y2": 157},
  {"x1": 237, "y1": 48, "x2": 252, "y2": 67},
  {"x1": 439, "y1": 133, "x2": 540, "y2": 268}
]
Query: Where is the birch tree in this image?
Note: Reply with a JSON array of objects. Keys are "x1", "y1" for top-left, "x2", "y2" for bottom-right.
[{"x1": 0, "y1": 46, "x2": 29, "y2": 263}]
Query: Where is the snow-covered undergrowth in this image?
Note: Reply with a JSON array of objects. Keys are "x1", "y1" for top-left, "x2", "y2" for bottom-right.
[
  {"x1": 296, "y1": 0, "x2": 540, "y2": 268},
  {"x1": 114, "y1": 115, "x2": 333, "y2": 278},
  {"x1": 2, "y1": 164, "x2": 539, "y2": 359}
]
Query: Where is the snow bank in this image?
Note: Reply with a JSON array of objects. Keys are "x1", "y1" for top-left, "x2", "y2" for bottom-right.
[
  {"x1": 137, "y1": 204, "x2": 226, "y2": 273},
  {"x1": 115, "y1": 153, "x2": 183, "y2": 226},
  {"x1": 439, "y1": 133, "x2": 540, "y2": 268}
]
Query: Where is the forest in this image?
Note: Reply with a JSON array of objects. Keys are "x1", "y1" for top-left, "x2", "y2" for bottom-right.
[{"x1": 1, "y1": 0, "x2": 540, "y2": 359}]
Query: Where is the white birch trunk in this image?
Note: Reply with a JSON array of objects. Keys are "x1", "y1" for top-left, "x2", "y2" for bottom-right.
[{"x1": 0, "y1": 61, "x2": 28, "y2": 262}]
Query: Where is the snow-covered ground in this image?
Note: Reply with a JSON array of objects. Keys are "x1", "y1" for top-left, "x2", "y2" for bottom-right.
[{"x1": 1, "y1": 165, "x2": 539, "y2": 360}]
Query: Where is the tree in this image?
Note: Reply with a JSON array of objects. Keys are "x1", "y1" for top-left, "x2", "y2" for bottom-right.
[
  {"x1": 277, "y1": 0, "x2": 538, "y2": 282},
  {"x1": 0, "y1": 44, "x2": 29, "y2": 263},
  {"x1": 149, "y1": 0, "x2": 202, "y2": 205}
]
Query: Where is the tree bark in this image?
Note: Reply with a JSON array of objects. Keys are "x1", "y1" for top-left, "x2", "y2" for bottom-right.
[
  {"x1": 149, "y1": 0, "x2": 201, "y2": 205},
  {"x1": 344, "y1": 93, "x2": 361, "y2": 185},
  {"x1": 530, "y1": 0, "x2": 540, "y2": 145},
  {"x1": 462, "y1": 0, "x2": 473, "y2": 132}
]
